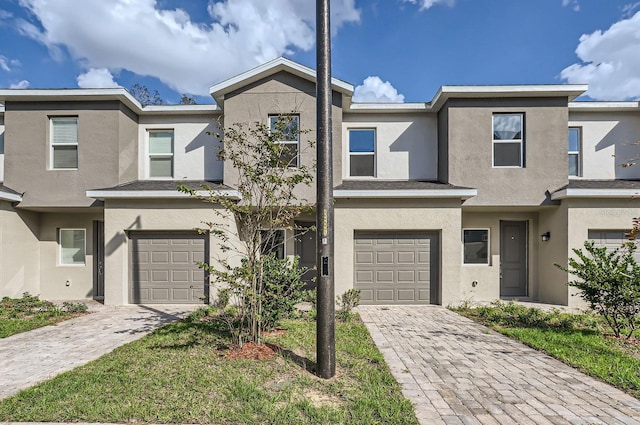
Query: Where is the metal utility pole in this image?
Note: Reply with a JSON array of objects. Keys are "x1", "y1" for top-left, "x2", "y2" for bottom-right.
[{"x1": 315, "y1": 0, "x2": 335, "y2": 379}]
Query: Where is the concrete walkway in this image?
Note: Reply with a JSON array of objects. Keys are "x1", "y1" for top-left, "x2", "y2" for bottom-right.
[
  {"x1": 0, "y1": 303, "x2": 199, "y2": 399},
  {"x1": 360, "y1": 305, "x2": 640, "y2": 425}
]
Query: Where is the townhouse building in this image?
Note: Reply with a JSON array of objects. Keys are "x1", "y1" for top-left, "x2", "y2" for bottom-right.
[{"x1": 0, "y1": 57, "x2": 638, "y2": 307}]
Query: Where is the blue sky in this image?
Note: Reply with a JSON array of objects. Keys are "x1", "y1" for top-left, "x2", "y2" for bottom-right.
[{"x1": 0, "y1": 0, "x2": 639, "y2": 104}]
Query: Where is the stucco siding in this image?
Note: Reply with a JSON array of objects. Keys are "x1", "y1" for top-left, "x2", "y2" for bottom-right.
[
  {"x1": 335, "y1": 199, "x2": 462, "y2": 306},
  {"x1": 342, "y1": 113, "x2": 437, "y2": 180},
  {"x1": 461, "y1": 210, "x2": 539, "y2": 303},
  {"x1": 38, "y1": 212, "x2": 103, "y2": 300},
  {"x1": 569, "y1": 111, "x2": 640, "y2": 180},
  {"x1": 0, "y1": 203, "x2": 39, "y2": 298},
  {"x1": 103, "y1": 199, "x2": 239, "y2": 305},
  {"x1": 445, "y1": 98, "x2": 569, "y2": 206},
  {"x1": 4, "y1": 101, "x2": 129, "y2": 207},
  {"x1": 565, "y1": 198, "x2": 640, "y2": 307},
  {"x1": 0, "y1": 114, "x2": 4, "y2": 182},
  {"x1": 118, "y1": 104, "x2": 139, "y2": 184},
  {"x1": 222, "y1": 72, "x2": 343, "y2": 202},
  {"x1": 139, "y1": 115, "x2": 222, "y2": 181},
  {"x1": 538, "y1": 205, "x2": 569, "y2": 305}
]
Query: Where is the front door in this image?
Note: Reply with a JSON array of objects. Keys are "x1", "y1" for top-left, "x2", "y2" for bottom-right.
[
  {"x1": 295, "y1": 222, "x2": 316, "y2": 289},
  {"x1": 93, "y1": 220, "x2": 105, "y2": 300},
  {"x1": 500, "y1": 220, "x2": 527, "y2": 297}
]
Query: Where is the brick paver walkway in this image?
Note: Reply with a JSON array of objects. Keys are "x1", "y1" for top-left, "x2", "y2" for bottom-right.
[
  {"x1": 0, "y1": 304, "x2": 199, "y2": 399},
  {"x1": 360, "y1": 305, "x2": 640, "y2": 425}
]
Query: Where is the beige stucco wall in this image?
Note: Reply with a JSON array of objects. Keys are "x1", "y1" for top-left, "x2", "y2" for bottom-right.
[
  {"x1": 138, "y1": 115, "x2": 223, "y2": 181},
  {"x1": 538, "y1": 204, "x2": 569, "y2": 305},
  {"x1": 0, "y1": 203, "x2": 40, "y2": 298},
  {"x1": 222, "y1": 71, "x2": 343, "y2": 201},
  {"x1": 341, "y1": 112, "x2": 438, "y2": 180},
  {"x1": 38, "y1": 211, "x2": 103, "y2": 300},
  {"x1": 103, "y1": 199, "x2": 239, "y2": 305},
  {"x1": 4, "y1": 101, "x2": 138, "y2": 207},
  {"x1": 461, "y1": 210, "x2": 540, "y2": 303},
  {"x1": 569, "y1": 111, "x2": 640, "y2": 180},
  {"x1": 335, "y1": 199, "x2": 462, "y2": 306},
  {"x1": 565, "y1": 198, "x2": 640, "y2": 307},
  {"x1": 445, "y1": 98, "x2": 569, "y2": 206},
  {"x1": 0, "y1": 114, "x2": 4, "y2": 182}
]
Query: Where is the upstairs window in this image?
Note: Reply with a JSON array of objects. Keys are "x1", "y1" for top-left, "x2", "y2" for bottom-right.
[
  {"x1": 148, "y1": 130, "x2": 174, "y2": 178},
  {"x1": 51, "y1": 117, "x2": 78, "y2": 169},
  {"x1": 568, "y1": 127, "x2": 581, "y2": 177},
  {"x1": 492, "y1": 114, "x2": 524, "y2": 167},
  {"x1": 269, "y1": 115, "x2": 299, "y2": 167},
  {"x1": 348, "y1": 129, "x2": 375, "y2": 177},
  {"x1": 463, "y1": 229, "x2": 489, "y2": 265}
]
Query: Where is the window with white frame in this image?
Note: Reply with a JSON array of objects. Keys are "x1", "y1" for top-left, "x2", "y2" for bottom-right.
[
  {"x1": 348, "y1": 129, "x2": 375, "y2": 177},
  {"x1": 51, "y1": 117, "x2": 78, "y2": 169},
  {"x1": 59, "y1": 228, "x2": 86, "y2": 266},
  {"x1": 148, "y1": 130, "x2": 174, "y2": 178},
  {"x1": 260, "y1": 229, "x2": 285, "y2": 259},
  {"x1": 492, "y1": 114, "x2": 524, "y2": 167},
  {"x1": 269, "y1": 115, "x2": 299, "y2": 167},
  {"x1": 568, "y1": 127, "x2": 581, "y2": 177},
  {"x1": 463, "y1": 229, "x2": 489, "y2": 264}
]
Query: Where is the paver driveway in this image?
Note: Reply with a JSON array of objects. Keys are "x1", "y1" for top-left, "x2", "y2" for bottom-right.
[
  {"x1": 0, "y1": 303, "x2": 199, "y2": 399},
  {"x1": 360, "y1": 305, "x2": 640, "y2": 425}
]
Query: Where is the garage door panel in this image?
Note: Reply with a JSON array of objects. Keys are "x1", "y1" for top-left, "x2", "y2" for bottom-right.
[
  {"x1": 354, "y1": 231, "x2": 438, "y2": 305},
  {"x1": 588, "y1": 230, "x2": 640, "y2": 263},
  {"x1": 130, "y1": 232, "x2": 207, "y2": 304},
  {"x1": 376, "y1": 251, "x2": 394, "y2": 263}
]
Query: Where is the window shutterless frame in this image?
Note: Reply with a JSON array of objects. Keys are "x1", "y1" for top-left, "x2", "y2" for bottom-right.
[
  {"x1": 148, "y1": 129, "x2": 174, "y2": 179},
  {"x1": 59, "y1": 228, "x2": 86, "y2": 266},
  {"x1": 269, "y1": 114, "x2": 300, "y2": 168},
  {"x1": 260, "y1": 229, "x2": 286, "y2": 259},
  {"x1": 462, "y1": 228, "x2": 490, "y2": 265},
  {"x1": 492, "y1": 113, "x2": 524, "y2": 168},
  {"x1": 347, "y1": 128, "x2": 376, "y2": 178},
  {"x1": 50, "y1": 116, "x2": 79, "y2": 170},
  {"x1": 568, "y1": 127, "x2": 581, "y2": 177}
]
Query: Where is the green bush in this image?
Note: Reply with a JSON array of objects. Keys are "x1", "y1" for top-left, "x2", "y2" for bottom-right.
[
  {"x1": 260, "y1": 254, "x2": 307, "y2": 331},
  {"x1": 336, "y1": 289, "x2": 361, "y2": 322},
  {"x1": 556, "y1": 241, "x2": 640, "y2": 339}
]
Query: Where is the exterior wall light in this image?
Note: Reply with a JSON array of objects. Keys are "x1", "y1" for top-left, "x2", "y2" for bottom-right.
[{"x1": 541, "y1": 232, "x2": 551, "y2": 242}]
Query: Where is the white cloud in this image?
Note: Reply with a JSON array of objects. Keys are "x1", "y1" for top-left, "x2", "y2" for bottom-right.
[
  {"x1": 401, "y1": 0, "x2": 455, "y2": 11},
  {"x1": 561, "y1": 11, "x2": 640, "y2": 100},
  {"x1": 622, "y1": 2, "x2": 640, "y2": 18},
  {"x1": 0, "y1": 55, "x2": 20, "y2": 72},
  {"x1": 353, "y1": 76, "x2": 405, "y2": 103},
  {"x1": 76, "y1": 68, "x2": 120, "y2": 88},
  {"x1": 562, "y1": 0, "x2": 580, "y2": 12},
  {"x1": 15, "y1": 0, "x2": 360, "y2": 96},
  {"x1": 9, "y1": 79, "x2": 30, "y2": 89}
]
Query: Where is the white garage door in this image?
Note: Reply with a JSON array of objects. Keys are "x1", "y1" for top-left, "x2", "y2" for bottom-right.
[
  {"x1": 354, "y1": 231, "x2": 438, "y2": 305},
  {"x1": 129, "y1": 232, "x2": 207, "y2": 304},
  {"x1": 588, "y1": 230, "x2": 640, "y2": 261}
]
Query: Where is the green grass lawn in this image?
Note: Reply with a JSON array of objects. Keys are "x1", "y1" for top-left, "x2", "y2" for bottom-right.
[
  {"x1": 0, "y1": 293, "x2": 88, "y2": 338},
  {"x1": 0, "y1": 310, "x2": 418, "y2": 425},
  {"x1": 454, "y1": 302, "x2": 640, "y2": 399}
]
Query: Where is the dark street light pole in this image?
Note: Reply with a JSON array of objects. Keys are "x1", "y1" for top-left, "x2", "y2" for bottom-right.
[{"x1": 316, "y1": 0, "x2": 335, "y2": 379}]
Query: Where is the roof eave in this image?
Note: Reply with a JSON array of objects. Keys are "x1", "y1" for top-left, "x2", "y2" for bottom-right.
[
  {"x1": 86, "y1": 189, "x2": 241, "y2": 200},
  {"x1": 333, "y1": 189, "x2": 477, "y2": 199},
  {"x1": 551, "y1": 188, "x2": 640, "y2": 200}
]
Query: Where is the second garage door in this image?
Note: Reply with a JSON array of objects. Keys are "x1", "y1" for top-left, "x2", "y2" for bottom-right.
[
  {"x1": 354, "y1": 231, "x2": 438, "y2": 305},
  {"x1": 588, "y1": 230, "x2": 640, "y2": 261},
  {"x1": 129, "y1": 232, "x2": 207, "y2": 304}
]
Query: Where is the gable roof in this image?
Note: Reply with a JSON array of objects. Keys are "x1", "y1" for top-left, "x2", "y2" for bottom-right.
[{"x1": 209, "y1": 57, "x2": 354, "y2": 105}]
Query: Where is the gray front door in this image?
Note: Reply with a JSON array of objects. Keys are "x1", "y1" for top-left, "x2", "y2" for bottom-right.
[
  {"x1": 93, "y1": 220, "x2": 105, "y2": 300},
  {"x1": 295, "y1": 222, "x2": 316, "y2": 289},
  {"x1": 500, "y1": 221, "x2": 528, "y2": 297}
]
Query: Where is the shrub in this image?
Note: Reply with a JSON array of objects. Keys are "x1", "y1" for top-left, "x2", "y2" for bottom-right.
[
  {"x1": 61, "y1": 302, "x2": 88, "y2": 313},
  {"x1": 260, "y1": 254, "x2": 307, "y2": 331},
  {"x1": 556, "y1": 241, "x2": 640, "y2": 339},
  {"x1": 336, "y1": 289, "x2": 361, "y2": 322}
]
